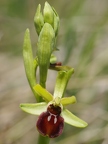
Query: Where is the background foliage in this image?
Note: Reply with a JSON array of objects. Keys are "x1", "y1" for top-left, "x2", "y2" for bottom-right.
[{"x1": 0, "y1": 0, "x2": 108, "y2": 144}]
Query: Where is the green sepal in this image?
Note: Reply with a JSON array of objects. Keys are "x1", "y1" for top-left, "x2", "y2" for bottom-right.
[
  {"x1": 62, "y1": 109, "x2": 88, "y2": 128},
  {"x1": 34, "y1": 4, "x2": 44, "y2": 35},
  {"x1": 23, "y1": 29, "x2": 39, "y2": 101},
  {"x1": 53, "y1": 68, "x2": 74, "y2": 98},
  {"x1": 37, "y1": 23, "x2": 55, "y2": 87},
  {"x1": 43, "y1": 2, "x2": 54, "y2": 28},
  {"x1": 20, "y1": 102, "x2": 47, "y2": 115},
  {"x1": 33, "y1": 84, "x2": 53, "y2": 102},
  {"x1": 61, "y1": 96, "x2": 76, "y2": 106}
]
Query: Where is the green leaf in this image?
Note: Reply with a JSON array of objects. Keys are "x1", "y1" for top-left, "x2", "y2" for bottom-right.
[
  {"x1": 61, "y1": 96, "x2": 76, "y2": 106},
  {"x1": 23, "y1": 29, "x2": 39, "y2": 101},
  {"x1": 62, "y1": 109, "x2": 88, "y2": 128},
  {"x1": 33, "y1": 84, "x2": 53, "y2": 102},
  {"x1": 20, "y1": 102, "x2": 47, "y2": 115}
]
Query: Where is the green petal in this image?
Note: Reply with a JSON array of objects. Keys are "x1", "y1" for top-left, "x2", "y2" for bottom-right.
[
  {"x1": 62, "y1": 109, "x2": 88, "y2": 128},
  {"x1": 33, "y1": 84, "x2": 53, "y2": 102},
  {"x1": 20, "y1": 102, "x2": 47, "y2": 115},
  {"x1": 61, "y1": 96, "x2": 76, "y2": 106}
]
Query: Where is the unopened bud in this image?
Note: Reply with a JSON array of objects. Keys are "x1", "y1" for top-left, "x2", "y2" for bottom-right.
[
  {"x1": 43, "y1": 2, "x2": 54, "y2": 28},
  {"x1": 34, "y1": 4, "x2": 44, "y2": 35},
  {"x1": 37, "y1": 23, "x2": 55, "y2": 87},
  {"x1": 53, "y1": 7, "x2": 60, "y2": 36}
]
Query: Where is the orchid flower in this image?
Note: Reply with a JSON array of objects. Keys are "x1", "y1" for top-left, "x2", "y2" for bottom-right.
[{"x1": 20, "y1": 84, "x2": 88, "y2": 138}]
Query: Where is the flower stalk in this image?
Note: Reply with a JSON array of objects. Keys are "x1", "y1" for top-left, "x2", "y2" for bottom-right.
[{"x1": 37, "y1": 135, "x2": 50, "y2": 144}]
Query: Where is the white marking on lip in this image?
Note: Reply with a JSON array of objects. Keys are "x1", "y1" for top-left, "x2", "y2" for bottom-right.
[{"x1": 47, "y1": 112, "x2": 58, "y2": 124}]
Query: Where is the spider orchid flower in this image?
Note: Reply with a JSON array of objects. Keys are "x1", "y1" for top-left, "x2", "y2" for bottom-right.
[{"x1": 20, "y1": 84, "x2": 88, "y2": 138}]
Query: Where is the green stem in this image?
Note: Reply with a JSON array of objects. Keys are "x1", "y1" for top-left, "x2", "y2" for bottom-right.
[
  {"x1": 37, "y1": 134, "x2": 50, "y2": 144},
  {"x1": 40, "y1": 81, "x2": 46, "y2": 88},
  {"x1": 39, "y1": 74, "x2": 46, "y2": 102}
]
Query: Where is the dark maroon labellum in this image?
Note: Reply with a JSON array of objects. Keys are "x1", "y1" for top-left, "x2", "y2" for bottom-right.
[{"x1": 36, "y1": 104, "x2": 64, "y2": 138}]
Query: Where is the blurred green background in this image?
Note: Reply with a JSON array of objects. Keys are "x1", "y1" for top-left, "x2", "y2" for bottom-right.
[{"x1": 0, "y1": 0, "x2": 108, "y2": 144}]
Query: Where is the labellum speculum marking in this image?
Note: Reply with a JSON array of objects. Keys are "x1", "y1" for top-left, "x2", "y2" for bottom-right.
[{"x1": 36, "y1": 103, "x2": 64, "y2": 138}]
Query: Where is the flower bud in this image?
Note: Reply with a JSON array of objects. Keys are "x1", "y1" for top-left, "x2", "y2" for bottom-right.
[
  {"x1": 53, "y1": 7, "x2": 60, "y2": 37},
  {"x1": 37, "y1": 23, "x2": 55, "y2": 87},
  {"x1": 43, "y1": 2, "x2": 54, "y2": 28},
  {"x1": 34, "y1": 4, "x2": 44, "y2": 35}
]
